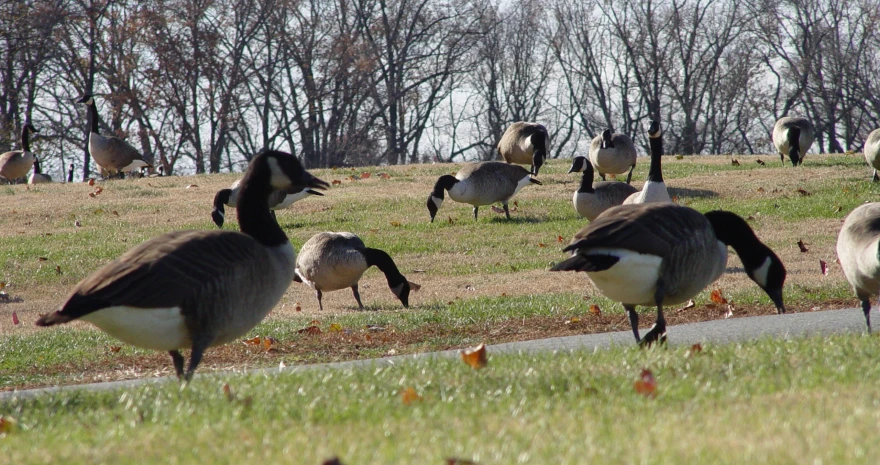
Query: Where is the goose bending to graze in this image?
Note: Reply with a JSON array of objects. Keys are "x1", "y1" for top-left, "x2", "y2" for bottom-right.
[
  {"x1": 28, "y1": 158, "x2": 52, "y2": 184},
  {"x1": 0, "y1": 124, "x2": 38, "y2": 183},
  {"x1": 588, "y1": 129, "x2": 637, "y2": 184},
  {"x1": 497, "y1": 122, "x2": 550, "y2": 175},
  {"x1": 36, "y1": 150, "x2": 329, "y2": 381},
  {"x1": 836, "y1": 203, "x2": 880, "y2": 332},
  {"x1": 551, "y1": 203, "x2": 786, "y2": 346},
  {"x1": 772, "y1": 116, "x2": 814, "y2": 166},
  {"x1": 864, "y1": 129, "x2": 880, "y2": 182},
  {"x1": 623, "y1": 120, "x2": 670, "y2": 205},
  {"x1": 427, "y1": 161, "x2": 541, "y2": 222},
  {"x1": 568, "y1": 156, "x2": 636, "y2": 221},
  {"x1": 77, "y1": 94, "x2": 152, "y2": 179},
  {"x1": 212, "y1": 178, "x2": 324, "y2": 228},
  {"x1": 293, "y1": 232, "x2": 420, "y2": 311}
]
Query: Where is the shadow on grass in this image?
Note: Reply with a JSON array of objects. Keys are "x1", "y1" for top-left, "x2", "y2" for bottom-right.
[
  {"x1": 488, "y1": 215, "x2": 546, "y2": 224},
  {"x1": 668, "y1": 186, "x2": 718, "y2": 199}
]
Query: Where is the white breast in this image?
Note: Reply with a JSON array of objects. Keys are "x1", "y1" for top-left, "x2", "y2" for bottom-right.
[{"x1": 81, "y1": 306, "x2": 190, "y2": 351}]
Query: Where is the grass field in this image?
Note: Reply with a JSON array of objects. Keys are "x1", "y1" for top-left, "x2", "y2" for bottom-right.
[{"x1": 0, "y1": 153, "x2": 876, "y2": 392}]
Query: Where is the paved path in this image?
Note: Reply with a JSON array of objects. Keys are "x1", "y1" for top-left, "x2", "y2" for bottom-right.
[{"x1": 1, "y1": 307, "x2": 869, "y2": 401}]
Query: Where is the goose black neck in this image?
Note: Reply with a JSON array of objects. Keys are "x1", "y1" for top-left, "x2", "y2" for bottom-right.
[
  {"x1": 705, "y1": 210, "x2": 772, "y2": 270},
  {"x1": 21, "y1": 126, "x2": 31, "y2": 151},
  {"x1": 361, "y1": 248, "x2": 406, "y2": 287},
  {"x1": 578, "y1": 165, "x2": 595, "y2": 194},
  {"x1": 67, "y1": 166, "x2": 74, "y2": 182},
  {"x1": 86, "y1": 102, "x2": 100, "y2": 134},
  {"x1": 647, "y1": 135, "x2": 663, "y2": 182},
  {"x1": 236, "y1": 157, "x2": 288, "y2": 247},
  {"x1": 33, "y1": 159, "x2": 41, "y2": 174},
  {"x1": 431, "y1": 175, "x2": 458, "y2": 199},
  {"x1": 213, "y1": 189, "x2": 232, "y2": 211}
]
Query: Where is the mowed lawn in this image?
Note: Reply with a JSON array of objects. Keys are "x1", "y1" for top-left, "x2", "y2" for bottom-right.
[{"x1": 0, "y1": 153, "x2": 877, "y2": 391}]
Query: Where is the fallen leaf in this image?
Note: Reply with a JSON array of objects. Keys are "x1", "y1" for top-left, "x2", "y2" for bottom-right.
[
  {"x1": 379, "y1": 173, "x2": 391, "y2": 179},
  {"x1": 295, "y1": 302, "x2": 302, "y2": 312},
  {"x1": 346, "y1": 175, "x2": 357, "y2": 181},
  {"x1": 262, "y1": 336, "x2": 277, "y2": 351},
  {"x1": 671, "y1": 195, "x2": 680, "y2": 203},
  {"x1": 332, "y1": 179, "x2": 342, "y2": 185},
  {"x1": 88, "y1": 192, "x2": 96, "y2": 198},
  {"x1": 93, "y1": 208, "x2": 104, "y2": 215},
  {"x1": 75, "y1": 220, "x2": 81, "y2": 227},
  {"x1": 589, "y1": 304, "x2": 601, "y2": 315},
  {"x1": 731, "y1": 159, "x2": 740, "y2": 166},
  {"x1": 513, "y1": 200, "x2": 519, "y2": 208},
  {"x1": 369, "y1": 228, "x2": 379, "y2": 233},
  {"x1": 94, "y1": 187, "x2": 103, "y2": 194},
  {"x1": 756, "y1": 187, "x2": 765, "y2": 193},
  {"x1": 557, "y1": 235, "x2": 564, "y2": 243},
  {"x1": 110, "y1": 346, "x2": 122, "y2": 353},
  {"x1": 38, "y1": 257, "x2": 48, "y2": 261},
  {"x1": 186, "y1": 184, "x2": 199, "y2": 189},
  {"x1": 298, "y1": 325, "x2": 322, "y2": 335},
  {"x1": 361, "y1": 172, "x2": 371, "y2": 179},
  {"x1": 797, "y1": 239, "x2": 808, "y2": 252},
  {"x1": 820, "y1": 259, "x2": 828, "y2": 276},
  {"x1": 490, "y1": 206, "x2": 505, "y2": 214},
  {"x1": 500, "y1": 292, "x2": 506, "y2": 297},
  {"x1": 634, "y1": 369, "x2": 657, "y2": 398},
  {"x1": 538, "y1": 242, "x2": 546, "y2": 248},
  {"x1": 243, "y1": 336, "x2": 262, "y2": 346},
  {"x1": 0, "y1": 416, "x2": 18, "y2": 434},
  {"x1": 223, "y1": 383, "x2": 234, "y2": 401},
  {"x1": 756, "y1": 159, "x2": 766, "y2": 165},
  {"x1": 112, "y1": 210, "x2": 119, "y2": 216},
  {"x1": 678, "y1": 299, "x2": 695, "y2": 311},
  {"x1": 390, "y1": 221, "x2": 401, "y2": 227},
  {"x1": 447, "y1": 216, "x2": 455, "y2": 224},
  {"x1": 675, "y1": 155, "x2": 684, "y2": 160},
  {"x1": 446, "y1": 459, "x2": 478, "y2": 465},
  {"x1": 687, "y1": 343, "x2": 703, "y2": 356},
  {"x1": 55, "y1": 265, "x2": 62, "y2": 275},
  {"x1": 796, "y1": 188, "x2": 812, "y2": 196},
  {"x1": 565, "y1": 316, "x2": 581, "y2": 325},
  {"x1": 329, "y1": 323, "x2": 343, "y2": 333},
  {"x1": 0, "y1": 282, "x2": 5, "y2": 290},
  {"x1": 401, "y1": 387, "x2": 421, "y2": 405},
  {"x1": 12, "y1": 311, "x2": 19, "y2": 325},
  {"x1": 461, "y1": 343, "x2": 488, "y2": 369},
  {"x1": 88, "y1": 179, "x2": 95, "y2": 186},
  {"x1": 710, "y1": 289, "x2": 728, "y2": 305}
]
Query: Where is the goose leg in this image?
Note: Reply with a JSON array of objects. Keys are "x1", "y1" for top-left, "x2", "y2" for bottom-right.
[
  {"x1": 625, "y1": 305, "x2": 640, "y2": 343},
  {"x1": 863, "y1": 299, "x2": 872, "y2": 333},
  {"x1": 316, "y1": 289, "x2": 324, "y2": 311},
  {"x1": 639, "y1": 284, "x2": 668, "y2": 347},
  {"x1": 169, "y1": 350, "x2": 186, "y2": 379},
  {"x1": 600, "y1": 173, "x2": 606, "y2": 181},
  {"x1": 873, "y1": 170, "x2": 878, "y2": 182},
  {"x1": 184, "y1": 335, "x2": 212, "y2": 381},
  {"x1": 503, "y1": 202, "x2": 511, "y2": 220},
  {"x1": 626, "y1": 164, "x2": 635, "y2": 184},
  {"x1": 351, "y1": 285, "x2": 365, "y2": 310},
  {"x1": 779, "y1": 152, "x2": 785, "y2": 165},
  {"x1": 473, "y1": 206, "x2": 479, "y2": 220}
]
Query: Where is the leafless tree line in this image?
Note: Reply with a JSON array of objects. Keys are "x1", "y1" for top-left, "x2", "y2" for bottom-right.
[{"x1": 2, "y1": 0, "x2": 879, "y2": 179}]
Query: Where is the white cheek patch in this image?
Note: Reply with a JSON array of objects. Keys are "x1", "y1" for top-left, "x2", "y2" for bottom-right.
[
  {"x1": 751, "y1": 257, "x2": 771, "y2": 288},
  {"x1": 512, "y1": 175, "x2": 533, "y2": 196},
  {"x1": 266, "y1": 157, "x2": 292, "y2": 189},
  {"x1": 432, "y1": 196, "x2": 444, "y2": 209}
]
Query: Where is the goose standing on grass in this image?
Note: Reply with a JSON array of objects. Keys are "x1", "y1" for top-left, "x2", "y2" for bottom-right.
[
  {"x1": 293, "y1": 232, "x2": 420, "y2": 311},
  {"x1": 588, "y1": 129, "x2": 637, "y2": 184},
  {"x1": 77, "y1": 94, "x2": 152, "y2": 179},
  {"x1": 551, "y1": 203, "x2": 787, "y2": 346},
  {"x1": 211, "y1": 178, "x2": 324, "y2": 228},
  {"x1": 772, "y1": 116, "x2": 814, "y2": 166},
  {"x1": 28, "y1": 158, "x2": 52, "y2": 184},
  {"x1": 497, "y1": 122, "x2": 550, "y2": 175},
  {"x1": 426, "y1": 161, "x2": 541, "y2": 222},
  {"x1": 568, "y1": 156, "x2": 636, "y2": 221},
  {"x1": 836, "y1": 202, "x2": 880, "y2": 332},
  {"x1": 0, "y1": 123, "x2": 38, "y2": 183},
  {"x1": 36, "y1": 149, "x2": 329, "y2": 381},
  {"x1": 623, "y1": 120, "x2": 670, "y2": 205},
  {"x1": 863, "y1": 128, "x2": 880, "y2": 181}
]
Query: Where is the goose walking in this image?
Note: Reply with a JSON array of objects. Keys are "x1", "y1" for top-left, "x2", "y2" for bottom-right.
[
  {"x1": 212, "y1": 179, "x2": 324, "y2": 228},
  {"x1": 497, "y1": 122, "x2": 550, "y2": 175},
  {"x1": 864, "y1": 128, "x2": 880, "y2": 181},
  {"x1": 427, "y1": 161, "x2": 541, "y2": 222},
  {"x1": 294, "y1": 232, "x2": 419, "y2": 311},
  {"x1": 28, "y1": 158, "x2": 52, "y2": 184},
  {"x1": 77, "y1": 94, "x2": 152, "y2": 178},
  {"x1": 772, "y1": 116, "x2": 814, "y2": 166},
  {"x1": 588, "y1": 129, "x2": 637, "y2": 184},
  {"x1": 0, "y1": 123, "x2": 38, "y2": 183},
  {"x1": 36, "y1": 149, "x2": 329, "y2": 381},
  {"x1": 623, "y1": 120, "x2": 670, "y2": 205},
  {"x1": 568, "y1": 156, "x2": 636, "y2": 221},
  {"x1": 836, "y1": 202, "x2": 880, "y2": 332},
  {"x1": 551, "y1": 203, "x2": 787, "y2": 346}
]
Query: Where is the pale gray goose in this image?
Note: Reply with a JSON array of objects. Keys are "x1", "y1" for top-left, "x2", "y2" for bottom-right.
[
  {"x1": 863, "y1": 128, "x2": 880, "y2": 181},
  {"x1": 28, "y1": 158, "x2": 52, "y2": 184},
  {"x1": 497, "y1": 122, "x2": 550, "y2": 175},
  {"x1": 568, "y1": 156, "x2": 636, "y2": 221},
  {"x1": 551, "y1": 203, "x2": 787, "y2": 346},
  {"x1": 836, "y1": 202, "x2": 880, "y2": 332},
  {"x1": 212, "y1": 178, "x2": 324, "y2": 228},
  {"x1": 772, "y1": 116, "x2": 814, "y2": 166},
  {"x1": 588, "y1": 129, "x2": 637, "y2": 184},
  {"x1": 36, "y1": 149, "x2": 329, "y2": 381},
  {"x1": 77, "y1": 94, "x2": 152, "y2": 179},
  {"x1": 623, "y1": 120, "x2": 670, "y2": 205},
  {"x1": 0, "y1": 123, "x2": 38, "y2": 183},
  {"x1": 427, "y1": 161, "x2": 541, "y2": 221},
  {"x1": 293, "y1": 232, "x2": 420, "y2": 310}
]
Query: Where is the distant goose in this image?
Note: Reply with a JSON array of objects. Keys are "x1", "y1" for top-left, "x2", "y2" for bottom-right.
[
  {"x1": 497, "y1": 122, "x2": 550, "y2": 175},
  {"x1": 568, "y1": 156, "x2": 636, "y2": 221},
  {"x1": 551, "y1": 203, "x2": 786, "y2": 346},
  {"x1": 293, "y1": 232, "x2": 419, "y2": 310},
  {"x1": 211, "y1": 178, "x2": 324, "y2": 228},
  {"x1": 427, "y1": 161, "x2": 541, "y2": 221},
  {"x1": 589, "y1": 129, "x2": 637, "y2": 184},
  {"x1": 36, "y1": 149, "x2": 329, "y2": 381},
  {"x1": 623, "y1": 120, "x2": 670, "y2": 205},
  {"x1": 836, "y1": 202, "x2": 880, "y2": 332},
  {"x1": 864, "y1": 128, "x2": 880, "y2": 181},
  {"x1": 67, "y1": 164, "x2": 75, "y2": 183},
  {"x1": 28, "y1": 158, "x2": 52, "y2": 184},
  {"x1": 0, "y1": 123, "x2": 38, "y2": 183},
  {"x1": 77, "y1": 94, "x2": 153, "y2": 178},
  {"x1": 772, "y1": 116, "x2": 814, "y2": 166}
]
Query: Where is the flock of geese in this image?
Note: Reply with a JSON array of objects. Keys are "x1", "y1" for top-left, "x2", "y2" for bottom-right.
[{"x1": 3, "y1": 95, "x2": 880, "y2": 380}]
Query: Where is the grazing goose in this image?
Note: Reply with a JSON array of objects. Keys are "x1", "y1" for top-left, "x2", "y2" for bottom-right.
[
  {"x1": 588, "y1": 129, "x2": 637, "y2": 184},
  {"x1": 77, "y1": 94, "x2": 152, "y2": 178},
  {"x1": 427, "y1": 161, "x2": 541, "y2": 221},
  {"x1": 28, "y1": 158, "x2": 52, "y2": 184},
  {"x1": 293, "y1": 232, "x2": 419, "y2": 311},
  {"x1": 36, "y1": 149, "x2": 329, "y2": 381},
  {"x1": 212, "y1": 179, "x2": 324, "y2": 228},
  {"x1": 772, "y1": 116, "x2": 814, "y2": 166},
  {"x1": 568, "y1": 156, "x2": 636, "y2": 221},
  {"x1": 0, "y1": 123, "x2": 38, "y2": 183},
  {"x1": 836, "y1": 202, "x2": 880, "y2": 332},
  {"x1": 623, "y1": 120, "x2": 670, "y2": 205},
  {"x1": 67, "y1": 164, "x2": 75, "y2": 183},
  {"x1": 497, "y1": 122, "x2": 550, "y2": 175},
  {"x1": 551, "y1": 203, "x2": 787, "y2": 346},
  {"x1": 864, "y1": 128, "x2": 880, "y2": 181}
]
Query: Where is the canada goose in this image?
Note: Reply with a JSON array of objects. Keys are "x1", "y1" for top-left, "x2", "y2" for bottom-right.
[
  {"x1": 497, "y1": 122, "x2": 550, "y2": 175},
  {"x1": 772, "y1": 116, "x2": 814, "y2": 166},
  {"x1": 67, "y1": 164, "x2": 75, "y2": 183},
  {"x1": 426, "y1": 161, "x2": 541, "y2": 222},
  {"x1": 568, "y1": 156, "x2": 636, "y2": 221},
  {"x1": 77, "y1": 94, "x2": 152, "y2": 178},
  {"x1": 211, "y1": 179, "x2": 324, "y2": 228},
  {"x1": 623, "y1": 120, "x2": 670, "y2": 205},
  {"x1": 293, "y1": 232, "x2": 420, "y2": 310},
  {"x1": 0, "y1": 124, "x2": 38, "y2": 183},
  {"x1": 28, "y1": 158, "x2": 52, "y2": 184},
  {"x1": 35, "y1": 149, "x2": 329, "y2": 381},
  {"x1": 588, "y1": 129, "x2": 637, "y2": 184},
  {"x1": 864, "y1": 128, "x2": 880, "y2": 181},
  {"x1": 836, "y1": 202, "x2": 880, "y2": 332},
  {"x1": 551, "y1": 203, "x2": 787, "y2": 346}
]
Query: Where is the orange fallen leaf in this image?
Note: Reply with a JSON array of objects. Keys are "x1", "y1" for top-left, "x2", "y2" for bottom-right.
[
  {"x1": 262, "y1": 336, "x2": 277, "y2": 351},
  {"x1": 112, "y1": 210, "x2": 119, "y2": 216},
  {"x1": 94, "y1": 187, "x2": 104, "y2": 194},
  {"x1": 0, "y1": 416, "x2": 18, "y2": 434},
  {"x1": 332, "y1": 179, "x2": 342, "y2": 185},
  {"x1": 710, "y1": 288, "x2": 727, "y2": 304},
  {"x1": 0, "y1": 282, "x2": 5, "y2": 290},
  {"x1": 687, "y1": 343, "x2": 702, "y2": 356},
  {"x1": 88, "y1": 179, "x2": 95, "y2": 186},
  {"x1": 589, "y1": 304, "x2": 601, "y2": 315},
  {"x1": 109, "y1": 345, "x2": 122, "y2": 353},
  {"x1": 460, "y1": 343, "x2": 487, "y2": 369},
  {"x1": 797, "y1": 239, "x2": 808, "y2": 252},
  {"x1": 401, "y1": 387, "x2": 421, "y2": 405},
  {"x1": 294, "y1": 302, "x2": 302, "y2": 312},
  {"x1": 243, "y1": 336, "x2": 262, "y2": 346},
  {"x1": 537, "y1": 242, "x2": 546, "y2": 248},
  {"x1": 361, "y1": 172, "x2": 371, "y2": 179},
  {"x1": 557, "y1": 235, "x2": 564, "y2": 243},
  {"x1": 55, "y1": 265, "x2": 62, "y2": 275},
  {"x1": 88, "y1": 192, "x2": 96, "y2": 198},
  {"x1": 671, "y1": 195, "x2": 680, "y2": 203},
  {"x1": 513, "y1": 200, "x2": 518, "y2": 207},
  {"x1": 12, "y1": 311, "x2": 19, "y2": 325},
  {"x1": 346, "y1": 175, "x2": 357, "y2": 181},
  {"x1": 634, "y1": 369, "x2": 657, "y2": 398},
  {"x1": 820, "y1": 259, "x2": 828, "y2": 276},
  {"x1": 223, "y1": 383, "x2": 234, "y2": 401},
  {"x1": 298, "y1": 325, "x2": 322, "y2": 335},
  {"x1": 379, "y1": 173, "x2": 391, "y2": 179},
  {"x1": 186, "y1": 184, "x2": 198, "y2": 189}
]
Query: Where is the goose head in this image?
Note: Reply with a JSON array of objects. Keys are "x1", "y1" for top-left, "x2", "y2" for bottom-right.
[
  {"x1": 787, "y1": 126, "x2": 802, "y2": 166},
  {"x1": 601, "y1": 129, "x2": 614, "y2": 149}
]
